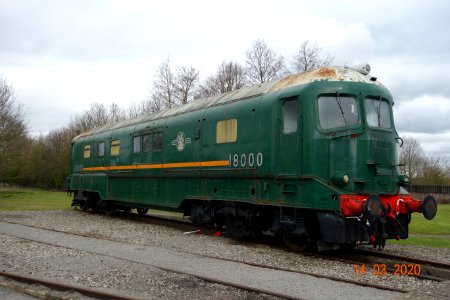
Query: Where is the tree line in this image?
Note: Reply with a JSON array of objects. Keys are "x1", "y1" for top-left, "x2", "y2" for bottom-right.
[
  {"x1": 133, "y1": 39, "x2": 333, "y2": 115},
  {"x1": 399, "y1": 136, "x2": 450, "y2": 185},
  {"x1": 1, "y1": 38, "x2": 446, "y2": 190},
  {"x1": 1, "y1": 39, "x2": 333, "y2": 189}
]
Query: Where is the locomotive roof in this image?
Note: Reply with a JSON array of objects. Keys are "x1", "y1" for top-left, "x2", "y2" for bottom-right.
[{"x1": 74, "y1": 65, "x2": 383, "y2": 140}]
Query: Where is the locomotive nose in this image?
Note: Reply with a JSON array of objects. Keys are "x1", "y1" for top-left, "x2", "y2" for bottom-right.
[{"x1": 421, "y1": 195, "x2": 437, "y2": 220}]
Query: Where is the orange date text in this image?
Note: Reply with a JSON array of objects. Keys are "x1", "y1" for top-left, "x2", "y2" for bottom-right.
[{"x1": 353, "y1": 263, "x2": 421, "y2": 276}]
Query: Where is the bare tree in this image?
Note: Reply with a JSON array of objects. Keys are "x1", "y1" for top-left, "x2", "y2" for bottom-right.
[
  {"x1": 245, "y1": 39, "x2": 287, "y2": 84},
  {"x1": 418, "y1": 156, "x2": 449, "y2": 185},
  {"x1": 399, "y1": 136, "x2": 426, "y2": 182},
  {"x1": 151, "y1": 58, "x2": 175, "y2": 110},
  {"x1": 216, "y1": 61, "x2": 246, "y2": 93},
  {"x1": 174, "y1": 66, "x2": 199, "y2": 105},
  {"x1": 70, "y1": 102, "x2": 125, "y2": 133},
  {"x1": 70, "y1": 103, "x2": 108, "y2": 132},
  {"x1": 0, "y1": 77, "x2": 29, "y2": 182},
  {"x1": 197, "y1": 75, "x2": 219, "y2": 98},
  {"x1": 198, "y1": 61, "x2": 246, "y2": 98},
  {"x1": 150, "y1": 59, "x2": 200, "y2": 111},
  {"x1": 291, "y1": 40, "x2": 334, "y2": 72},
  {"x1": 109, "y1": 103, "x2": 125, "y2": 123},
  {"x1": 128, "y1": 99, "x2": 151, "y2": 118},
  {"x1": 25, "y1": 127, "x2": 74, "y2": 189}
]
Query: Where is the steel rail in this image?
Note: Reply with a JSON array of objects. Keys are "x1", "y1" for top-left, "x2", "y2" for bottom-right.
[
  {"x1": 351, "y1": 248, "x2": 450, "y2": 281},
  {"x1": 307, "y1": 249, "x2": 450, "y2": 282},
  {"x1": 91, "y1": 211, "x2": 448, "y2": 285},
  {"x1": 0, "y1": 220, "x2": 303, "y2": 299},
  {"x1": 0, "y1": 271, "x2": 141, "y2": 300},
  {"x1": 179, "y1": 251, "x2": 410, "y2": 294},
  {"x1": 353, "y1": 249, "x2": 450, "y2": 269}
]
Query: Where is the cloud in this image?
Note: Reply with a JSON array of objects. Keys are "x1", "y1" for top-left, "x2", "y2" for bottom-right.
[
  {"x1": 1, "y1": 0, "x2": 450, "y2": 160},
  {"x1": 5, "y1": 57, "x2": 156, "y2": 134},
  {"x1": 399, "y1": 131, "x2": 450, "y2": 159},
  {"x1": 321, "y1": 22, "x2": 376, "y2": 64},
  {"x1": 394, "y1": 95, "x2": 450, "y2": 134},
  {"x1": 372, "y1": 56, "x2": 450, "y2": 104}
]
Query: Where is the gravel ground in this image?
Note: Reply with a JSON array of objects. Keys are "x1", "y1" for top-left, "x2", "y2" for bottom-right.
[
  {"x1": 0, "y1": 210, "x2": 449, "y2": 299},
  {"x1": 0, "y1": 276, "x2": 92, "y2": 300},
  {"x1": 0, "y1": 233, "x2": 278, "y2": 300}
]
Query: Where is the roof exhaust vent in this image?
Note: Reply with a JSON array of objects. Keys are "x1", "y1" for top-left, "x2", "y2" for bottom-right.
[{"x1": 352, "y1": 63, "x2": 371, "y2": 75}]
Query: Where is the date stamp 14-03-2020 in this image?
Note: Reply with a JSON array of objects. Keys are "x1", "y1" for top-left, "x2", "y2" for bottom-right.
[{"x1": 354, "y1": 263, "x2": 422, "y2": 276}]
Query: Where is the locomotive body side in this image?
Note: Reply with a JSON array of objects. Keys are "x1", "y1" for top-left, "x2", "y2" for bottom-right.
[{"x1": 68, "y1": 66, "x2": 437, "y2": 250}]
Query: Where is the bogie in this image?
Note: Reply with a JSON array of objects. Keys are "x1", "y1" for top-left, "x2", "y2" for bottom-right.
[{"x1": 136, "y1": 208, "x2": 149, "y2": 216}]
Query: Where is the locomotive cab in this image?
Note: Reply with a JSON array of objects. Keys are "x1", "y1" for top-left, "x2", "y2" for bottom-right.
[{"x1": 309, "y1": 75, "x2": 437, "y2": 249}]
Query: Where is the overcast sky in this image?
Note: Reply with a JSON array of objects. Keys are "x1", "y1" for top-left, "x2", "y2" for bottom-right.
[{"x1": 1, "y1": 0, "x2": 449, "y2": 157}]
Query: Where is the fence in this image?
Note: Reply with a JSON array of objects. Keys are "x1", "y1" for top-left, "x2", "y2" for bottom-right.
[{"x1": 409, "y1": 185, "x2": 450, "y2": 195}]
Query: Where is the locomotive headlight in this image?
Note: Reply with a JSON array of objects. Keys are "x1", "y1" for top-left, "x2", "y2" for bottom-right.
[
  {"x1": 332, "y1": 172, "x2": 350, "y2": 186},
  {"x1": 343, "y1": 174, "x2": 349, "y2": 184}
]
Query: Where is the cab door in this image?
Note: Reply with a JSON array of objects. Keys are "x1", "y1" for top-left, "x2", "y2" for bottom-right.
[{"x1": 278, "y1": 97, "x2": 300, "y2": 176}]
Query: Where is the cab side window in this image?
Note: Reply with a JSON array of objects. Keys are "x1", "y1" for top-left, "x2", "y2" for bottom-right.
[
  {"x1": 133, "y1": 132, "x2": 163, "y2": 152},
  {"x1": 83, "y1": 145, "x2": 91, "y2": 159},
  {"x1": 133, "y1": 136, "x2": 141, "y2": 153},
  {"x1": 111, "y1": 139, "x2": 120, "y2": 156},
  {"x1": 97, "y1": 142, "x2": 105, "y2": 157},
  {"x1": 152, "y1": 132, "x2": 162, "y2": 150},
  {"x1": 283, "y1": 99, "x2": 298, "y2": 134},
  {"x1": 143, "y1": 135, "x2": 152, "y2": 152},
  {"x1": 216, "y1": 119, "x2": 237, "y2": 144}
]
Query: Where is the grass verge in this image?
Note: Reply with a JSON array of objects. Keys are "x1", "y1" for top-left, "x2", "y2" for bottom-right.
[
  {"x1": 391, "y1": 236, "x2": 450, "y2": 248},
  {"x1": 389, "y1": 204, "x2": 449, "y2": 248},
  {"x1": 407, "y1": 203, "x2": 450, "y2": 235},
  {"x1": 0, "y1": 187, "x2": 71, "y2": 211}
]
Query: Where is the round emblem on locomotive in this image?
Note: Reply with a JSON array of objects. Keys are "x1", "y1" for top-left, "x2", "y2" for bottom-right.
[{"x1": 172, "y1": 132, "x2": 191, "y2": 152}]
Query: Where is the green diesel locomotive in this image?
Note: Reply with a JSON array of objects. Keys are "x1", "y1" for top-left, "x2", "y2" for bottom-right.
[{"x1": 68, "y1": 65, "x2": 437, "y2": 250}]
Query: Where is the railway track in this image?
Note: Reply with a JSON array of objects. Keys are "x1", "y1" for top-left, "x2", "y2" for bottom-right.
[
  {"x1": 0, "y1": 271, "x2": 141, "y2": 300},
  {"x1": 352, "y1": 248, "x2": 450, "y2": 281},
  {"x1": 113, "y1": 211, "x2": 450, "y2": 282},
  {"x1": 1, "y1": 216, "x2": 410, "y2": 298},
  {"x1": 74, "y1": 210, "x2": 450, "y2": 285},
  {"x1": 180, "y1": 250, "x2": 410, "y2": 294},
  {"x1": 309, "y1": 248, "x2": 450, "y2": 282},
  {"x1": 69, "y1": 210, "x2": 450, "y2": 286}
]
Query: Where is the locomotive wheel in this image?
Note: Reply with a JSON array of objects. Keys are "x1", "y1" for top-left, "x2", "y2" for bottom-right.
[
  {"x1": 105, "y1": 207, "x2": 116, "y2": 216},
  {"x1": 137, "y1": 208, "x2": 149, "y2": 215},
  {"x1": 283, "y1": 234, "x2": 314, "y2": 252},
  {"x1": 79, "y1": 202, "x2": 87, "y2": 211}
]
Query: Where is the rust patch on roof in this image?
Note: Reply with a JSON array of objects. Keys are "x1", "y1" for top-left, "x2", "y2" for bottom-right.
[
  {"x1": 268, "y1": 67, "x2": 337, "y2": 92},
  {"x1": 315, "y1": 67, "x2": 337, "y2": 78}
]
